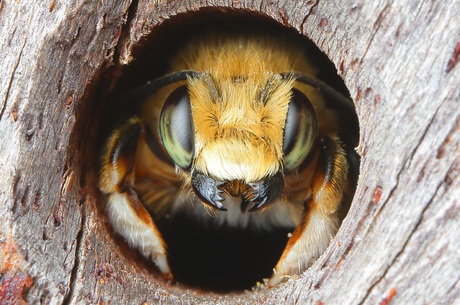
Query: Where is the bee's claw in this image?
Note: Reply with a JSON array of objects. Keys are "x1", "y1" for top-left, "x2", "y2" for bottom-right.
[
  {"x1": 247, "y1": 171, "x2": 284, "y2": 211},
  {"x1": 248, "y1": 196, "x2": 268, "y2": 211},
  {"x1": 191, "y1": 171, "x2": 227, "y2": 210}
]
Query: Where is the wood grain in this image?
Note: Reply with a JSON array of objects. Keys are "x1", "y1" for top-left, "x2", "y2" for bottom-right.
[{"x1": 0, "y1": 0, "x2": 458, "y2": 304}]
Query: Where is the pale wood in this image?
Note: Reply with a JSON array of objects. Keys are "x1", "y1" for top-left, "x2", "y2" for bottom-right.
[{"x1": 0, "y1": 0, "x2": 458, "y2": 304}]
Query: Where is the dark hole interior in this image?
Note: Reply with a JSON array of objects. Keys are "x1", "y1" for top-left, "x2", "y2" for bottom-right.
[
  {"x1": 157, "y1": 214, "x2": 292, "y2": 292},
  {"x1": 94, "y1": 9, "x2": 359, "y2": 293}
]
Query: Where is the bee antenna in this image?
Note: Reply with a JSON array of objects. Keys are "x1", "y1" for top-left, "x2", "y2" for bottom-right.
[
  {"x1": 260, "y1": 74, "x2": 283, "y2": 103},
  {"x1": 115, "y1": 70, "x2": 204, "y2": 106},
  {"x1": 280, "y1": 71, "x2": 355, "y2": 111}
]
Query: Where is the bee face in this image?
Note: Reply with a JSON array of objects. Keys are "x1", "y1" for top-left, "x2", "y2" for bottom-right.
[
  {"x1": 159, "y1": 72, "x2": 317, "y2": 210},
  {"x1": 100, "y1": 31, "x2": 356, "y2": 288}
]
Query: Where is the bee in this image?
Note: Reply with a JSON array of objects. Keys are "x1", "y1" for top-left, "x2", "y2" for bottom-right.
[{"x1": 99, "y1": 31, "x2": 356, "y2": 287}]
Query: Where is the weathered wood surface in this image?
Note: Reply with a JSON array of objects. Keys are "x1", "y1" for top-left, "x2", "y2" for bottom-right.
[{"x1": 0, "y1": 0, "x2": 458, "y2": 304}]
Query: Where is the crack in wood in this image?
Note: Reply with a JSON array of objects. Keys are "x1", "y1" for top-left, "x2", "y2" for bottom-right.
[
  {"x1": 360, "y1": 2, "x2": 391, "y2": 64},
  {"x1": 446, "y1": 273, "x2": 460, "y2": 297},
  {"x1": 258, "y1": 0, "x2": 263, "y2": 14},
  {"x1": 413, "y1": 0, "x2": 428, "y2": 21},
  {"x1": 114, "y1": 0, "x2": 141, "y2": 66},
  {"x1": 405, "y1": 100, "x2": 445, "y2": 170},
  {"x1": 364, "y1": 95, "x2": 445, "y2": 239},
  {"x1": 352, "y1": 94, "x2": 449, "y2": 305},
  {"x1": 1, "y1": 1, "x2": 457, "y2": 303},
  {"x1": 58, "y1": 2, "x2": 139, "y2": 303},
  {"x1": 0, "y1": 37, "x2": 27, "y2": 122},
  {"x1": 61, "y1": 200, "x2": 85, "y2": 305},
  {"x1": 353, "y1": 96, "x2": 449, "y2": 305},
  {"x1": 356, "y1": 171, "x2": 448, "y2": 305},
  {"x1": 299, "y1": 0, "x2": 319, "y2": 34}
]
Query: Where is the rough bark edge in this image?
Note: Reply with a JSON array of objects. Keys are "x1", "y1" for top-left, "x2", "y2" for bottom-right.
[{"x1": 0, "y1": 0, "x2": 458, "y2": 304}]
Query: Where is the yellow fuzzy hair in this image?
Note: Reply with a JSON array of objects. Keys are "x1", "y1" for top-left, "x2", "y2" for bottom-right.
[{"x1": 142, "y1": 33, "x2": 337, "y2": 182}]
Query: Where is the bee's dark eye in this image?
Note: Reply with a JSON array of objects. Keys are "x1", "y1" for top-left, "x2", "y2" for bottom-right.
[
  {"x1": 159, "y1": 85, "x2": 195, "y2": 169},
  {"x1": 283, "y1": 88, "x2": 317, "y2": 171}
]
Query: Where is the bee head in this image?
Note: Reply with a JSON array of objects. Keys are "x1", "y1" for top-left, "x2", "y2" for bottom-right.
[{"x1": 159, "y1": 72, "x2": 317, "y2": 211}]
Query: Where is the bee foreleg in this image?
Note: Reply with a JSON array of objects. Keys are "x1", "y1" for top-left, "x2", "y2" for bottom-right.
[
  {"x1": 269, "y1": 136, "x2": 349, "y2": 286},
  {"x1": 99, "y1": 117, "x2": 172, "y2": 280}
]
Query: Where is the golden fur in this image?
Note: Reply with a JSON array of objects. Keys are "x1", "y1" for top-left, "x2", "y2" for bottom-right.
[
  {"x1": 100, "y1": 32, "x2": 351, "y2": 286},
  {"x1": 142, "y1": 34, "x2": 337, "y2": 183}
]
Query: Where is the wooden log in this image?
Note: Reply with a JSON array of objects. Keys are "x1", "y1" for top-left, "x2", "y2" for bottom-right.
[{"x1": 0, "y1": 0, "x2": 458, "y2": 304}]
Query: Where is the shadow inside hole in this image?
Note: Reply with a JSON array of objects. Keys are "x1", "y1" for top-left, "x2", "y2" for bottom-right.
[
  {"x1": 98, "y1": 9, "x2": 359, "y2": 293},
  {"x1": 158, "y1": 214, "x2": 291, "y2": 292}
]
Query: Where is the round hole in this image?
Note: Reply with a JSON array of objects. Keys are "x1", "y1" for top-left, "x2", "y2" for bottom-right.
[{"x1": 96, "y1": 10, "x2": 359, "y2": 293}]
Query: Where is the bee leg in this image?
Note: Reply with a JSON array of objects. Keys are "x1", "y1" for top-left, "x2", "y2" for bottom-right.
[
  {"x1": 99, "y1": 117, "x2": 172, "y2": 280},
  {"x1": 269, "y1": 136, "x2": 349, "y2": 286}
]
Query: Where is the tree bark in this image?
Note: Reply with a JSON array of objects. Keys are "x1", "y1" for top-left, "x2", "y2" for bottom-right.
[{"x1": 0, "y1": 1, "x2": 458, "y2": 304}]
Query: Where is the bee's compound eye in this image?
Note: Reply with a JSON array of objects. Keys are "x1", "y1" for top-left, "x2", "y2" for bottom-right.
[
  {"x1": 283, "y1": 88, "x2": 317, "y2": 171},
  {"x1": 159, "y1": 85, "x2": 194, "y2": 169}
]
